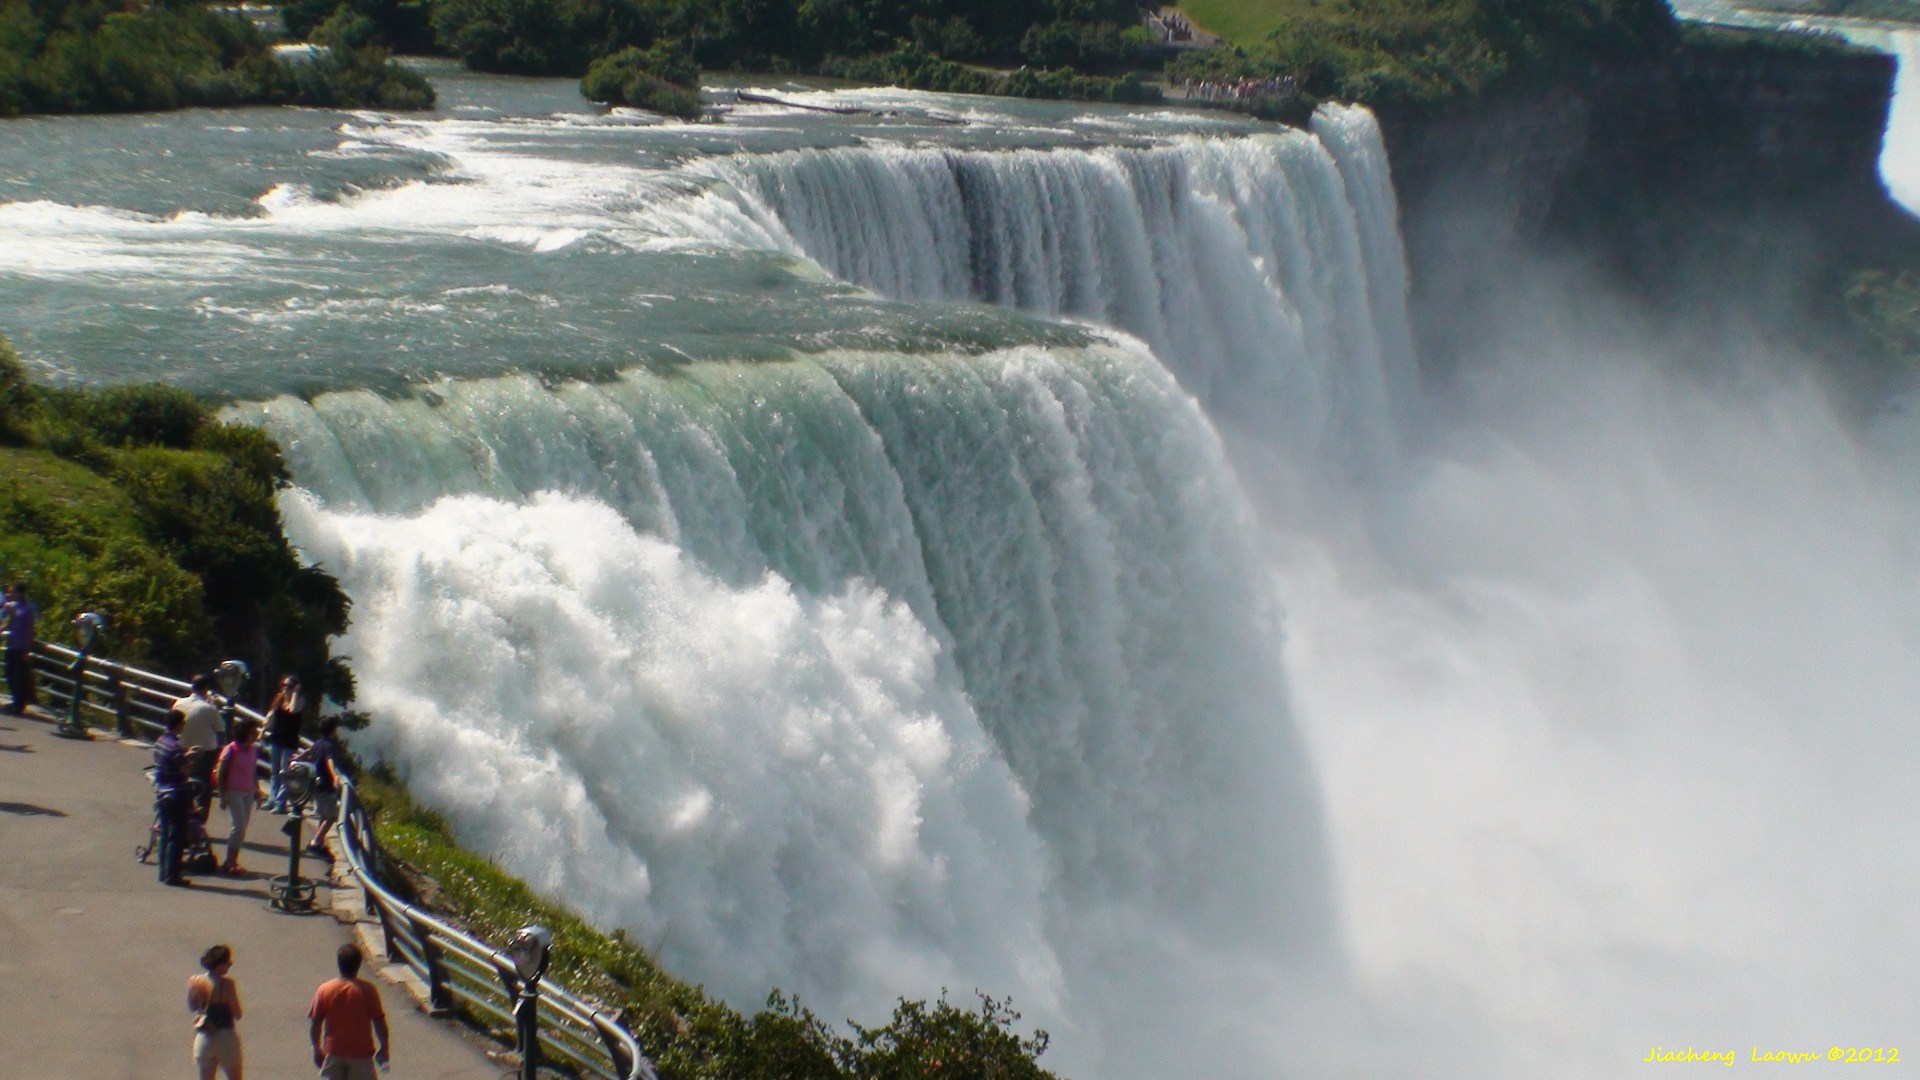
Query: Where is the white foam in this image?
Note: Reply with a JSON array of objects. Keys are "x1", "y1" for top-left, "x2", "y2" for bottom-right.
[{"x1": 249, "y1": 343, "x2": 1328, "y2": 1079}]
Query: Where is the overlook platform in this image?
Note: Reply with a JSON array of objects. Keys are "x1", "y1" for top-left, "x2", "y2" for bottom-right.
[{"x1": 0, "y1": 708, "x2": 501, "y2": 1079}]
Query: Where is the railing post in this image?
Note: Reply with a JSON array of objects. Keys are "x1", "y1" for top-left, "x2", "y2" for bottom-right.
[
  {"x1": 410, "y1": 912, "x2": 456, "y2": 1014},
  {"x1": 371, "y1": 895, "x2": 402, "y2": 962},
  {"x1": 592, "y1": 1014, "x2": 638, "y2": 1080},
  {"x1": 108, "y1": 663, "x2": 133, "y2": 739}
]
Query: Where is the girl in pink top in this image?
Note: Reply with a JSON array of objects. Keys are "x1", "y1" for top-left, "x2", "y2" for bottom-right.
[{"x1": 214, "y1": 719, "x2": 263, "y2": 876}]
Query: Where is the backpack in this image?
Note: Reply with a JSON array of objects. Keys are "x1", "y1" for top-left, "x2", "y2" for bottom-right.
[{"x1": 193, "y1": 976, "x2": 236, "y2": 1032}]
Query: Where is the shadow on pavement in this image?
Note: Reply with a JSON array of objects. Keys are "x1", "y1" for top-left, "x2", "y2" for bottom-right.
[
  {"x1": 172, "y1": 878, "x2": 277, "y2": 902},
  {"x1": 1, "y1": 800, "x2": 67, "y2": 816}
]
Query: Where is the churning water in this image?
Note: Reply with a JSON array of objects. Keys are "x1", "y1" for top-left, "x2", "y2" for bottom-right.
[{"x1": 4, "y1": 62, "x2": 1919, "y2": 1079}]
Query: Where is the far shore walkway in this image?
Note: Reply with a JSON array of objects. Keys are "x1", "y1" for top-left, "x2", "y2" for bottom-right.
[{"x1": 0, "y1": 708, "x2": 504, "y2": 1079}]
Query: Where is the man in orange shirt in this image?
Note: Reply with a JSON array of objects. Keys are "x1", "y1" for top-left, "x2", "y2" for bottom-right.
[{"x1": 308, "y1": 943, "x2": 391, "y2": 1079}]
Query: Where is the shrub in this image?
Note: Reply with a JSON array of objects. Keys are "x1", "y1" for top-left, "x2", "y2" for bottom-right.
[
  {"x1": 908, "y1": 15, "x2": 985, "y2": 61},
  {"x1": 826, "y1": 43, "x2": 1161, "y2": 103},
  {"x1": 580, "y1": 42, "x2": 702, "y2": 119},
  {"x1": 0, "y1": 336, "x2": 39, "y2": 445},
  {"x1": 0, "y1": 334, "x2": 353, "y2": 688},
  {"x1": 1848, "y1": 269, "x2": 1920, "y2": 369},
  {"x1": 282, "y1": 9, "x2": 437, "y2": 110},
  {"x1": 1019, "y1": 20, "x2": 1133, "y2": 71},
  {"x1": 286, "y1": 0, "x2": 439, "y2": 55},
  {"x1": 39, "y1": 382, "x2": 206, "y2": 449},
  {"x1": 0, "y1": 484, "x2": 213, "y2": 667},
  {"x1": 430, "y1": 0, "x2": 618, "y2": 75}
]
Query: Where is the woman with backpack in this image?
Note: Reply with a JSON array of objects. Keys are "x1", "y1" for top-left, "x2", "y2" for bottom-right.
[
  {"x1": 186, "y1": 943, "x2": 244, "y2": 1079},
  {"x1": 212, "y1": 720, "x2": 263, "y2": 876}
]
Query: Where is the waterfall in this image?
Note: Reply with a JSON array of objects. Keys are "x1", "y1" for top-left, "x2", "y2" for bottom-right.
[
  {"x1": 686, "y1": 104, "x2": 1415, "y2": 471},
  {"x1": 1833, "y1": 25, "x2": 1920, "y2": 215},
  {"x1": 237, "y1": 342, "x2": 1334, "y2": 1071},
  {"x1": 200, "y1": 101, "x2": 1423, "y2": 1078}
]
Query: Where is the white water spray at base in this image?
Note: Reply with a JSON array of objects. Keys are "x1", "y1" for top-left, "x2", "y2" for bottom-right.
[
  {"x1": 1276, "y1": 343, "x2": 1920, "y2": 1078},
  {"x1": 249, "y1": 342, "x2": 1334, "y2": 1080},
  {"x1": 284, "y1": 489, "x2": 1063, "y2": 1010}
]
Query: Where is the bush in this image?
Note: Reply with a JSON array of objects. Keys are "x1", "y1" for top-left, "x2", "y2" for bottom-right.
[
  {"x1": 0, "y1": 481, "x2": 213, "y2": 666},
  {"x1": 39, "y1": 383, "x2": 206, "y2": 449},
  {"x1": 581, "y1": 42, "x2": 702, "y2": 119},
  {"x1": 430, "y1": 0, "x2": 613, "y2": 75},
  {"x1": 0, "y1": 331, "x2": 352, "y2": 689},
  {"x1": 1848, "y1": 269, "x2": 1920, "y2": 369},
  {"x1": 1019, "y1": 20, "x2": 1133, "y2": 71},
  {"x1": 285, "y1": 0, "x2": 439, "y2": 55},
  {"x1": 276, "y1": 9, "x2": 436, "y2": 111},
  {"x1": 908, "y1": 15, "x2": 985, "y2": 61},
  {"x1": 1004, "y1": 63, "x2": 1159, "y2": 103},
  {"x1": 826, "y1": 43, "x2": 1161, "y2": 104},
  {"x1": 0, "y1": 337, "x2": 38, "y2": 446}
]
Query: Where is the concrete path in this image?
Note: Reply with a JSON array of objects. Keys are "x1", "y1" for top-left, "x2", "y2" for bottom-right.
[{"x1": 0, "y1": 709, "x2": 507, "y2": 1079}]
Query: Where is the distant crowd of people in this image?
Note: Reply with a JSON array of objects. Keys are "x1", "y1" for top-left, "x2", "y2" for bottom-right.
[
  {"x1": 186, "y1": 942, "x2": 393, "y2": 1080},
  {"x1": 1180, "y1": 74, "x2": 1300, "y2": 106}
]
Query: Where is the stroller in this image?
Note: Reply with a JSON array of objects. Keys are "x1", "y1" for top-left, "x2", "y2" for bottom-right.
[{"x1": 136, "y1": 749, "x2": 219, "y2": 874}]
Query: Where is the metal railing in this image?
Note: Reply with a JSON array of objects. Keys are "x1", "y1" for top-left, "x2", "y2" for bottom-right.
[
  {"x1": 13, "y1": 636, "x2": 653, "y2": 1080},
  {"x1": 28, "y1": 637, "x2": 194, "y2": 741},
  {"x1": 339, "y1": 779, "x2": 654, "y2": 1080}
]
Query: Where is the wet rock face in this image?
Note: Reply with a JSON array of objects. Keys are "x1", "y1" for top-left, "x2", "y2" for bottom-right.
[{"x1": 1378, "y1": 39, "x2": 1919, "y2": 375}]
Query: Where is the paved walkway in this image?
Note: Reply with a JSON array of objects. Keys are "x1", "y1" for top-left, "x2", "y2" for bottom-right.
[{"x1": 0, "y1": 709, "x2": 506, "y2": 1079}]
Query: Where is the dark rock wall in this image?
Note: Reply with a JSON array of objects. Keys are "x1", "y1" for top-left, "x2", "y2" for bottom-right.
[{"x1": 1378, "y1": 36, "x2": 1919, "y2": 377}]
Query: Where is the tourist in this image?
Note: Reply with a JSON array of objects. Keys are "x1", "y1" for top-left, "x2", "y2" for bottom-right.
[
  {"x1": 304, "y1": 716, "x2": 343, "y2": 859},
  {"x1": 262, "y1": 674, "x2": 307, "y2": 812},
  {"x1": 153, "y1": 710, "x2": 194, "y2": 887},
  {"x1": 174, "y1": 675, "x2": 224, "y2": 814},
  {"x1": 186, "y1": 943, "x2": 244, "y2": 1080},
  {"x1": 174, "y1": 674, "x2": 224, "y2": 752},
  {"x1": 308, "y1": 943, "x2": 390, "y2": 1079},
  {"x1": 0, "y1": 581, "x2": 37, "y2": 714},
  {"x1": 214, "y1": 719, "x2": 263, "y2": 876}
]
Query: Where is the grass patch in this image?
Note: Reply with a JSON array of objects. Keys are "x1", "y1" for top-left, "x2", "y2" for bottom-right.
[
  {"x1": 351, "y1": 766, "x2": 1062, "y2": 1080},
  {"x1": 352, "y1": 768, "x2": 698, "y2": 1036},
  {"x1": 1168, "y1": 0, "x2": 1314, "y2": 45},
  {"x1": 1169, "y1": 0, "x2": 1681, "y2": 111}
]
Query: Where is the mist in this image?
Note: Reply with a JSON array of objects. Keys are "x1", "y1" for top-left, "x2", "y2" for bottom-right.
[{"x1": 1260, "y1": 255, "x2": 1920, "y2": 1076}]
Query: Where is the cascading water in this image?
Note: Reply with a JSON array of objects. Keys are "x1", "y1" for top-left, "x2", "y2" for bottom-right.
[
  {"x1": 1833, "y1": 25, "x2": 1920, "y2": 214},
  {"x1": 230, "y1": 341, "x2": 1337, "y2": 1075},
  {"x1": 687, "y1": 105, "x2": 1415, "y2": 470},
  {"x1": 8, "y1": 66, "x2": 1920, "y2": 1080}
]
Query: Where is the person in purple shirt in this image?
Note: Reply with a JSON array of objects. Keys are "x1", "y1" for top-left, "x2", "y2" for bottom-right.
[
  {"x1": 153, "y1": 710, "x2": 194, "y2": 887},
  {"x1": 0, "y1": 581, "x2": 38, "y2": 715}
]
